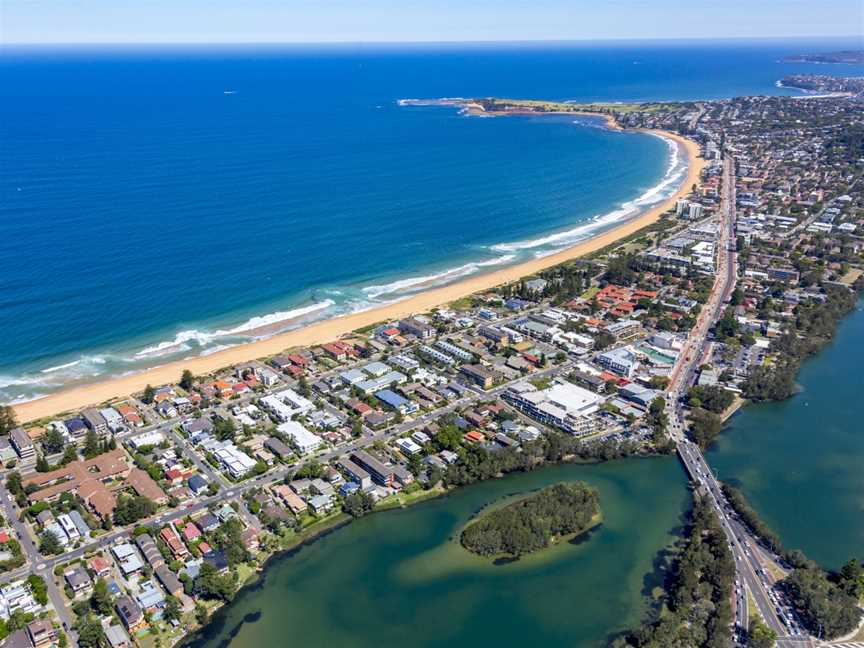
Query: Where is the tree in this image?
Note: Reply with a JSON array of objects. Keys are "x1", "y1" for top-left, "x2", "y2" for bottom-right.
[
  {"x1": 342, "y1": 490, "x2": 375, "y2": 518},
  {"x1": 179, "y1": 369, "x2": 195, "y2": 391},
  {"x1": 163, "y1": 595, "x2": 182, "y2": 623},
  {"x1": 83, "y1": 429, "x2": 101, "y2": 459},
  {"x1": 0, "y1": 406, "x2": 17, "y2": 436},
  {"x1": 747, "y1": 618, "x2": 777, "y2": 647},
  {"x1": 35, "y1": 455, "x2": 50, "y2": 473},
  {"x1": 26, "y1": 575, "x2": 48, "y2": 605},
  {"x1": 195, "y1": 602, "x2": 209, "y2": 625},
  {"x1": 113, "y1": 495, "x2": 157, "y2": 526},
  {"x1": 75, "y1": 615, "x2": 105, "y2": 648},
  {"x1": 783, "y1": 566, "x2": 862, "y2": 638},
  {"x1": 297, "y1": 375, "x2": 311, "y2": 398},
  {"x1": 39, "y1": 530, "x2": 63, "y2": 555},
  {"x1": 213, "y1": 418, "x2": 236, "y2": 442},
  {"x1": 196, "y1": 562, "x2": 236, "y2": 602},
  {"x1": 89, "y1": 578, "x2": 113, "y2": 616},
  {"x1": 688, "y1": 408, "x2": 722, "y2": 451},
  {"x1": 294, "y1": 460, "x2": 323, "y2": 479},
  {"x1": 42, "y1": 427, "x2": 65, "y2": 455},
  {"x1": 61, "y1": 445, "x2": 78, "y2": 465},
  {"x1": 142, "y1": 384, "x2": 156, "y2": 404}
]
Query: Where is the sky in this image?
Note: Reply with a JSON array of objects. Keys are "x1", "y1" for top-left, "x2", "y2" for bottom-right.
[{"x1": 1, "y1": 0, "x2": 862, "y2": 44}]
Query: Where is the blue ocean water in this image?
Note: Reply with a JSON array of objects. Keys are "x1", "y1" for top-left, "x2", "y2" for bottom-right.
[{"x1": 1, "y1": 38, "x2": 862, "y2": 403}]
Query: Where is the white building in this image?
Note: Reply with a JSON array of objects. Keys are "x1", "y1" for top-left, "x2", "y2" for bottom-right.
[
  {"x1": 213, "y1": 444, "x2": 257, "y2": 478},
  {"x1": 277, "y1": 421, "x2": 323, "y2": 455},
  {"x1": 503, "y1": 381, "x2": 601, "y2": 436},
  {"x1": 0, "y1": 581, "x2": 40, "y2": 620},
  {"x1": 688, "y1": 203, "x2": 704, "y2": 219},
  {"x1": 396, "y1": 438, "x2": 423, "y2": 456},
  {"x1": 128, "y1": 431, "x2": 165, "y2": 451},
  {"x1": 596, "y1": 346, "x2": 639, "y2": 377}
]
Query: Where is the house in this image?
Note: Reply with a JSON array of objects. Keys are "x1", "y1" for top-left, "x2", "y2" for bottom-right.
[
  {"x1": 135, "y1": 580, "x2": 165, "y2": 616},
  {"x1": 398, "y1": 317, "x2": 434, "y2": 339},
  {"x1": 182, "y1": 521, "x2": 202, "y2": 543},
  {"x1": 321, "y1": 343, "x2": 348, "y2": 361},
  {"x1": 196, "y1": 512, "x2": 220, "y2": 533},
  {"x1": 396, "y1": 438, "x2": 422, "y2": 456},
  {"x1": 26, "y1": 620, "x2": 56, "y2": 648},
  {"x1": 183, "y1": 417, "x2": 213, "y2": 436},
  {"x1": 63, "y1": 567, "x2": 92, "y2": 596},
  {"x1": 308, "y1": 494, "x2": 335, "y2": 515},
  {"x1": 115, "y1": 595, "x2": 146, "y2": 633},
  {"x1": 270, "y1": 484, "x2": 308, "y2": 515},
  {"x1": 203, "y1": 550, "x2": 229, "y2": 573},
  {"x1": 155, "y1": 565, "x2": 183, "y2": 597},
  {"x1": 134, "y1": 533, "x2": 164, "y2": 568},
  {"x1": 187, "y1": 474, "x2": 209, "y2": 496},
  {"x1": 64, "y1": 417, "x2": 88, "y2": 438},
  {"x1": 111, "y1": 543, "x2": 144, "y2": 576},
  {"x1": 88, "y1": 555, "x2": 112, "y2": 579},
  {"x1": 155, "y1": 400, "x2": 178, "y2": 418},
  {"x1": 160, "y1": 527, "x2": 188, "y2": 559},
  {"x1": 346, "y1": 399, "x2": 373, "y2": 418},
  {"x1": 103, "y1": 624, "x2": 130, "y2": 648},
  {"x1": 375, "y1": 389, "x2": 418, "y2": 415},
  {"x1": 240, "y1": 527, "x2": 259, "y2": 552},
  {"x1": 264, "y1": 437, "x2": 293, "y2": 459},
  {"x1": 99, "y1": 408, "x2": 126, "y2": 433}
]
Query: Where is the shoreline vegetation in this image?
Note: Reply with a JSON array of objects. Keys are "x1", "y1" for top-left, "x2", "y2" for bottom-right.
[
  {"x1": 612, "y1": 496, "x2": 735, "y2": 648},
  {"x1": 459, "y1": 481, "x2": 600, "y2": 559},
  {"x1": 11, "y1": 102, "x2": 706, "y2": 424}
]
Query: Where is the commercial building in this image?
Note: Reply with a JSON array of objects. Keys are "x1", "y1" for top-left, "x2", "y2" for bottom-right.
[
  {"x1": 503, "y1": 381, "x2": 601, "y2": 436},
  {"x1": 596, "y1": 346, "x2": 639, "y2": 378}
]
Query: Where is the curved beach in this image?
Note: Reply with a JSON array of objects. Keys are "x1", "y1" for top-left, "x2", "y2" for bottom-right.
[{"x1": 12, "y1": 129, "x2": 705, "y2": 423}]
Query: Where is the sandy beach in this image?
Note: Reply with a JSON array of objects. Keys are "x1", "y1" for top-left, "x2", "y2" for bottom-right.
[{"x1": 12, "y1": 129, "x2": 705, "y2": 424}]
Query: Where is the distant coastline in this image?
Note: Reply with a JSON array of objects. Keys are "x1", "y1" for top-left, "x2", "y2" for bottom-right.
[{"x1": 11, "y1": 106, "x2": 705, "y2": 424}]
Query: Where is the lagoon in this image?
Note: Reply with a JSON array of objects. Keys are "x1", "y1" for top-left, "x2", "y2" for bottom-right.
[
  {"x1": 708, "y1": 299, "x2": 864, "y2": 569},
  {"x1": 186, "y1": 457, "x2": 689, "y2": 648}
]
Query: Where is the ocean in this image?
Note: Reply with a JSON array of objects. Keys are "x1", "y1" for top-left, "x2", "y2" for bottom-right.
[{"x1": 2, "y1": 38, "x2": 863, "y2": 404}]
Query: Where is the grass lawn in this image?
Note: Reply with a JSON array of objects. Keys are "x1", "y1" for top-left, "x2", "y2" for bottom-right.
[{"x1": 579, "y1": 286, "x2": 599, "y2": 301}]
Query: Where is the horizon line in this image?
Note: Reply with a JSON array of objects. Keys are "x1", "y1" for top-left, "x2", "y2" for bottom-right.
[{"x1": 2, "y1": 34, "x2": 861, "y2": 47}]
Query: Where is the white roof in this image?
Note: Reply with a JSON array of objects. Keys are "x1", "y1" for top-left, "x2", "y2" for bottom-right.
[
  {"x1": 543, "y1": 382, "x2": 603, "y2": 416},
  {"x1": 277, "y1": 421, "x2": 323, "y2": 453}
]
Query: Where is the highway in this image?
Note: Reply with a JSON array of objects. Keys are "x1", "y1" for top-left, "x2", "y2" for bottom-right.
[{"x1": 663, "y1": 156, "x2": 815, "y2": 647}]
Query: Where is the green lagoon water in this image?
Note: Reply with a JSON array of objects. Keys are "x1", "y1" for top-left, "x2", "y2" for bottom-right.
[
  {"x1": 708, "y1": 299, "x2": 864, "y2": 569},
  {"x1": 188, "y1": 458, "x2": 689, "y2": 648}
]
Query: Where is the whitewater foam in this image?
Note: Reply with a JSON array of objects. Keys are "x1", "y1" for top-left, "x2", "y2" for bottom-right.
[
  {"x1": 134, "y1": 300, "x2": 336, "y2": 359},
  {"x1": 363, "y1": 254, "x2": 516, "y2": 299}
]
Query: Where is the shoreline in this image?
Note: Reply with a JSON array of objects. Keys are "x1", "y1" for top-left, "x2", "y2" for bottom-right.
[{"x1": 12, "y1": 126, "x2": 705, "y2": 424}]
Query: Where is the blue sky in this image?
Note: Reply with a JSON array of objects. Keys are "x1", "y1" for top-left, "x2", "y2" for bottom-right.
[{"x1": 2, "y1": 0, "x2": 862, "y2": 44}]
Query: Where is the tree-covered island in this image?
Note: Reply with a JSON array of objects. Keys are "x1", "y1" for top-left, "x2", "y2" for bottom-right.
[{"x1": 460, "y1": 482, "x2": 600, "y2": 558}]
